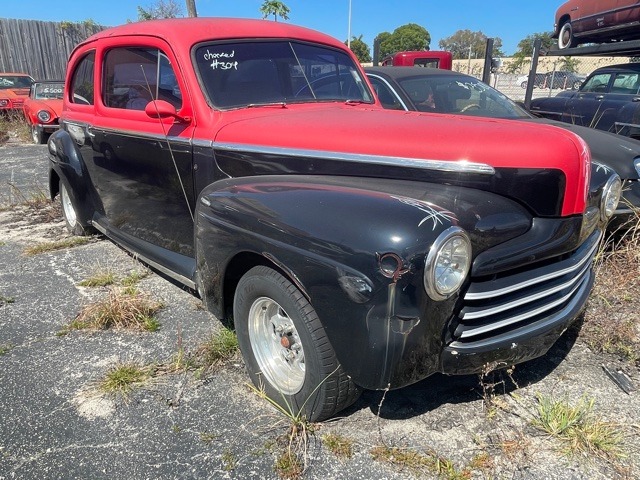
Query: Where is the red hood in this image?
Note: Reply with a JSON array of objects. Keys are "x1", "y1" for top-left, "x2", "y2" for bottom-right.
[{"x1": 214, "y1": 105, "x2": 590, "y2": 216}]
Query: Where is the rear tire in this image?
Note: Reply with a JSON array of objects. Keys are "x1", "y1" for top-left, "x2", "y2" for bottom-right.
[
  {"x1": 60, "y1": 180, "x2": 87, "y2": 236},
  {"x1": 31, "y1": 125, "x2": 44, "y2": 144},
  {"x1": 234, "y1": 266, "x2": 360, "y2": 421}
]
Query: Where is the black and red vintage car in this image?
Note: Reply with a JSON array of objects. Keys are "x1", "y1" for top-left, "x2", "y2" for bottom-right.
[{"x1": 48, "y1": 18, "x2": 620, "y2": 421}]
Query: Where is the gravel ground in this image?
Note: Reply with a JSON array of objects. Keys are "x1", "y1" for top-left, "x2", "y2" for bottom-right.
[{"x1": 1, "y1": 142, "x2": 639, "y2": 479}]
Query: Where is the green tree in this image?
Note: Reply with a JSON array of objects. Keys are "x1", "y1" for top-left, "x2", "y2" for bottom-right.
[
  {"x1": 504, "y1": 32, "x2": 554, "y2": 73},
  {"x1": 137, "y1": 0, "x2": 183, "y2": 20},
  {"x1": 347, "y1": 35, "x2": 371, "y2": 63},
  {"x1": 438, "y1": 30, "x2": 504, "y2": 60},
  {"x1": 260, "y1": 1, "x2": 290, "y2": 21},
  {"x1": 375, "y1": 23, "x2": 431, "y2": 59},
  {"x1": 558, "y1": 56, "x2": 579, "y2": 73}
]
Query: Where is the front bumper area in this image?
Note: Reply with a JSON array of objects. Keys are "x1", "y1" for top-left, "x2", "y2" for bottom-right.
[{"x1": 440, "y1": 229, "x2": 599, "y2": 375}]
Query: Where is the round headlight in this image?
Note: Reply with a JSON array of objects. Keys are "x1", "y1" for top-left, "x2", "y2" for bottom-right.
[
  {"x1": 601, "y1": 174, "x2": 622, "y2": 220},
  {"x1": 37, "y1": 110, "x2": 52, "y2": 123},
  {"x1": 634, "y1": 157, "x2": 640, "y2": 178},
  {"x1": 0, "y1": 99, "x2": 9, "y2": 107},
  {"x1": 424, "y1": 226, "x2": 471, "y2": 301}
]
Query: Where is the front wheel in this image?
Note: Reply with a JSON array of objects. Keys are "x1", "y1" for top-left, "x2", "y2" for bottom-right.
[
  {"x1": 234, "y1": 266, "x2": 360, "y2": 421},
  {"x1": 60, "y1": 180, "x2": 88, "y2": 236},
  {"x1": 558, "y1": 21, "x2": 576, "y2": 49}
]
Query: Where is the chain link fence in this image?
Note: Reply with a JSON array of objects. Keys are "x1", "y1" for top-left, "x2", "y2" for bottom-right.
[{"x1": 453, "y1": 56, "x2": 634, "y2": 103}]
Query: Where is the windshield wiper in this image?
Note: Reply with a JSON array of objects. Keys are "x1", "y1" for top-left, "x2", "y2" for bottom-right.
[
  {"x1": 247, "y1": 102, "x2": 287, "y2": 108},
  {"x1": 344, "y1": 99, "x2": 367, "y2": 105}
]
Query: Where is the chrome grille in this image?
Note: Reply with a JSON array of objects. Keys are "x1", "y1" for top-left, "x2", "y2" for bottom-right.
[{"x1": 452, "y1": 231, "x2": 600, "y2": 342}]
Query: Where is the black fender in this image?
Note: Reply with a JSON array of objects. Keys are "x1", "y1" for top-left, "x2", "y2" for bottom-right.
[
  {"x1": 195, "y1": 175, "x2": 533, "y2": 390},
  {"x1": 48, "y1": 127, "x2": 100, "y2": 228}
]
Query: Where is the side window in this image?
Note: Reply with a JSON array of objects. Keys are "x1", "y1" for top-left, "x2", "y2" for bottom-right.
[
  {"x1": 581, "y1": 73, "x2": 611, "y2": 93},
  {"x1": 70, "y1": 51, "x2": 95, "y2": 105},
  {"x1": 611, "y1": 72, "x2": 640, "y2": 94},
  {"x1": 368, "y1": 76, "x2": 404, "y2": 110},
  {"x1": 102, "y1": 47, "x2": 183, "y2": 110}
]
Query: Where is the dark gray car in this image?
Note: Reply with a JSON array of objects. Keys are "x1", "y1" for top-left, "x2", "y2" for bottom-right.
[{"x1": 365, "y1": 66, "x2": 640, "y2": 220}]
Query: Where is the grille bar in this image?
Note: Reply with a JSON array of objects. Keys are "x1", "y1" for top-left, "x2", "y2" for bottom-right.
[{"x1": 454, "y1": 231, "x2": 601, "y2": 341}]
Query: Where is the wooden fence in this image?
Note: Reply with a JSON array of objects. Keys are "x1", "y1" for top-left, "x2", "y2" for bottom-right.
[{"x1": 0, "y1": 18, "x2": 104, "y2": 80}]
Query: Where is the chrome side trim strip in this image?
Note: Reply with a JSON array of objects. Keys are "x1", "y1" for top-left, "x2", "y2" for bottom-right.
[
  {"x1": 213, "y1": 142, "x2": 496, "y2": 175},
  {"x1": 92, "y1": 222, "x2": 196, "y2": 289}
]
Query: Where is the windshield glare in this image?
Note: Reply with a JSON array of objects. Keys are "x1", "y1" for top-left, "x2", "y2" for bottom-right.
[
  {"x1": 194, "y1": 41, "x2": 373, "y2": 109},
  {"x1": 399, "y1": 75, "x2": 532, "y2": 119},
  {"x1": 0, "y1": 75, "x2": 34, "y2": 90}
]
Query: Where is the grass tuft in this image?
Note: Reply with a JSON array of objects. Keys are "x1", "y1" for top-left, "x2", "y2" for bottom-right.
[
  {"x1": 78, "y1": 271, "x2": 116, "y2": 287},
  {"x1": 0, "y1": 344, "x2": 13, "y2": 356},
  {"x1": 274, "y1": 449, "x2": 303, "y2": 479},
  {"x1": 24, "y1": 237, "x2": 91, "y2": 256},
  {"x1": 370, "y1": 445, "x2": 469, "y2": 479},
  {"x1": 97, "y1": 361, "x2": 154, "y2": 398},
  {"x1": 221, "y1": 448, "x2": 238, "y2": 471},
  {"x1": 64, "y1": 289, "x2": 163, "y2": 332},
  {"x1": 532, "y1": 394, "x2": 624, "y2": 460},
  {"x1": 0, "y1": 295, "x2": 15, "y2": 306},
  {"x1": 322, "y1": 432, "x2": 353, "y2": 460}
]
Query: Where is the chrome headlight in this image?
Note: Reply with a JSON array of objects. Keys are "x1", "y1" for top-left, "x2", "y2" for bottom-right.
[
  {"x1": 601, "y1": 174, "x2": 622, "y2": 220},
  {"x1": 0, "y1": 99, "x2": 9, "y2": 107},
  {"x1": 424, "y1": 226, "x2": 471, "y2": 301},
  {"x1": 37, "y1": 110, "x2": 52, "y2": 123},
  {"x1": 634, "y1": 157, "x2": 640, "y2": 177}
]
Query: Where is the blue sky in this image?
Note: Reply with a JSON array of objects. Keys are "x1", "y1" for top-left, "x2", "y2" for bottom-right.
[{"x1": 2, "y1": 1, "x2": 562, "y2": 55}]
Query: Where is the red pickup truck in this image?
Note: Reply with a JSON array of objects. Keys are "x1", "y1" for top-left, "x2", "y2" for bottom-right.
[
  {"x1": 48, "y1": 18, "x2": 619, "y2": 421},
  {"x1": 381, "y1": 50, "x2": 452, "y2": 69}
]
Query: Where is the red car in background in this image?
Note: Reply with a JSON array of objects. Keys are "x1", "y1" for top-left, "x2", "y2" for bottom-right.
[
  {"x1": 555, "y1": 0, "x2": 640, "y2": 49},
  {"x1": 0, "y1": 73, "x2": 34, "y2": 111},
  {"x1": 23, "y1": 80, "x2": 64, "y2": 143}
]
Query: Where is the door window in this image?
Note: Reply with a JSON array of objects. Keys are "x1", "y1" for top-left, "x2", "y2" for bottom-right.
[
  {"x1": 102, "y1": 47, "x2": 183, "y2": 110},
  {"x1": 581, "y1": 73, "x2": 611, "y2": 93}
]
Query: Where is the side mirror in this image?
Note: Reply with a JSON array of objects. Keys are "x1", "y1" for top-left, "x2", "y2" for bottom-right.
[{"x1": 145, "y1": 100, "x2": 188, "y2": 122}]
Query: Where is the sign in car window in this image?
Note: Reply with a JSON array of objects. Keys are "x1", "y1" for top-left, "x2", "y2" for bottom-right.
[{"x1": 35, "y1": 83, "x2": 64, "y2": 99}]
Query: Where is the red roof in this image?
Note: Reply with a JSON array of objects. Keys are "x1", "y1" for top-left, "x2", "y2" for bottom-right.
[{"x1": 78, "y1": 17, "x2": 345, "y2": 52}]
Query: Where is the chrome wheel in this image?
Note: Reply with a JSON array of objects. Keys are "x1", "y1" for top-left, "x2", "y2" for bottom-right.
[
  {"x1": 60, "y1": 182, "x2": 77, "y2": 229},
  {"x1": 248, "y1": 296, "x2": 305, "y2": 394}
]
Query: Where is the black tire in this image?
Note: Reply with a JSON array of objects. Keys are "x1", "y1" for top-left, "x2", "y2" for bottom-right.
[
  {"x1": 31, "y1": 125, "x2": 44, "y2": 144},
  {"x1": 234, "y1": 265, "x2": 360, "y2": 421},
  {"x1": 558, "y1": 21, "x2": 576, "y2": 49},
  {"x1": 59, "y1": 180, "x2": 88, "y2": 236}
]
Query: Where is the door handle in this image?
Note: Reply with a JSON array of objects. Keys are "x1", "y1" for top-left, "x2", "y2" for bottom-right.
[
  {"x1": 633, "y1": 97, "x2": 640, "y2": 102},
  {"x1": 595, "y1": 95, "x2": 604, "y2": 100}
]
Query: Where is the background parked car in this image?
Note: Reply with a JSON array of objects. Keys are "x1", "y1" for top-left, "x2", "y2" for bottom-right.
[
  {"x1": 22, "y1": 80, "x2": 64, "y2": 143},
  {"x1": 0, "y1": 73, "x2": 34, "y2": 112},
  {"x1": 529, "y1": 62, "x2": 640, "y2": 140},
  {"x1": 517, "y1": 71, "x2": 584, "y2": 90},
  {"x1": 555, "y1": 0, "x2": 640, "y2": 49},
  {"x1": 365, "y1": 65, "x2": 639, "y2": 221}
]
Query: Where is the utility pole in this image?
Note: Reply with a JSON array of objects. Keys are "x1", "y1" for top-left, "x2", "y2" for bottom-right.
[
  {"x1": 186, "y1": 0, "x2": 197, "y2": 17},
  {"x1": 347, "y1": 0, "x2": 352, "y2": 48}
]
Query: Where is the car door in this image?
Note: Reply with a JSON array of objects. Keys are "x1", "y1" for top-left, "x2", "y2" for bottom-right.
[
  {"x1": 614, "y1": 0, "x2": 640, "y2": 25},
  {"x1": 570, "y1": 0, "x2": 606, "y2": 33},
  {"x1": 563, "y1": 71, "x2": 613, "y2": 128},
  {"x1": 77, "y1": 39, "x2": 196, "y2": 265}
]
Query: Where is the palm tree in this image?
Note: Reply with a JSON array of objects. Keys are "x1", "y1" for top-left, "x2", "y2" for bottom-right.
[{"x1": 260, "y1": 1, "x2": 290, "y2": 21}]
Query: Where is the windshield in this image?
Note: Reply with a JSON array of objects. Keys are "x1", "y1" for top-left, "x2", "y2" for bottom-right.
[
  {"x1": 398, "y1": 74, "x2": 532, "y2": 119},
  {"x1": 34, "y1": 82, "x2": 64, "y2": 99},
  {"x1": 194, "y1": 41, "x2": 374, "y2": 109},
  {"x1": 0, "y1": 75, "x2": 34, "y2": 90}
]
